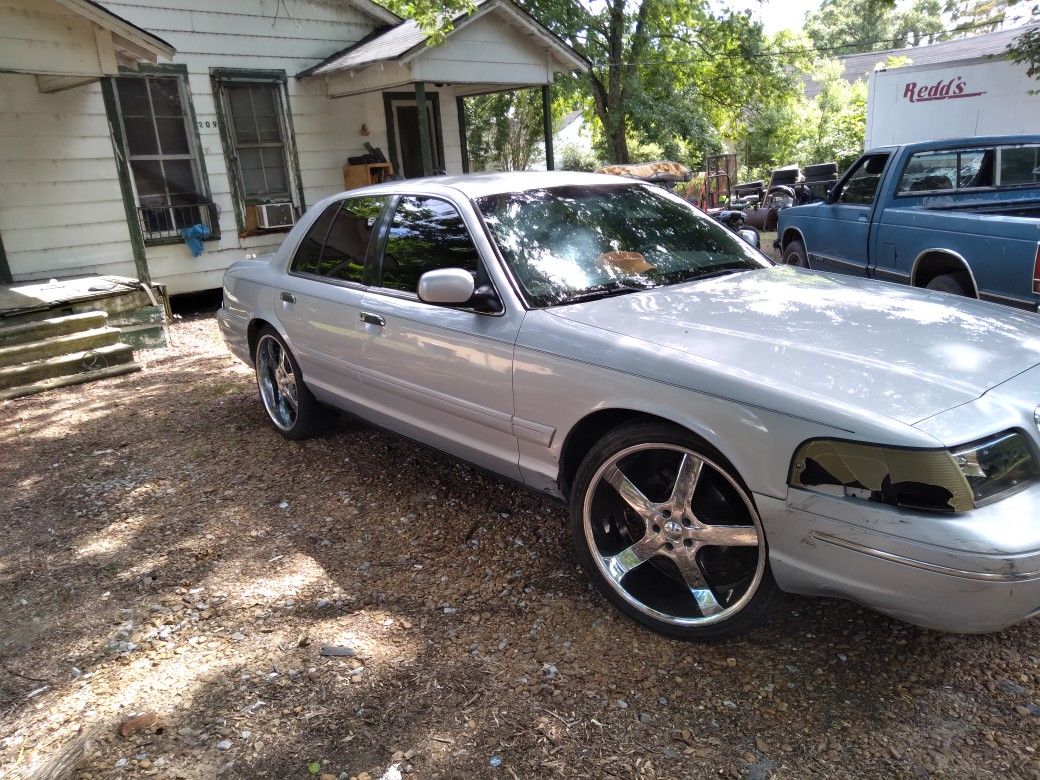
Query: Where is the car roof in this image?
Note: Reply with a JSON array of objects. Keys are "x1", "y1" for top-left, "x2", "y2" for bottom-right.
[{"x1": 345, "y1": 170, "x2": 640, "y2": 200}]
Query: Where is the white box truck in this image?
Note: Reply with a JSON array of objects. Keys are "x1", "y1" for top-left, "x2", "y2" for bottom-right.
[{"x1": 865, "y1": 57, "x2": 1040, "y2": 148}]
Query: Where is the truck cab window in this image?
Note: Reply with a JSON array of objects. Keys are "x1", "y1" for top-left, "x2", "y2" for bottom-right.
[
  {"x1": 1000, "y1": 146, "x2": 1040, "y2": 186},
  {"x1": 837, "y1": 154, "x2": 889, "y2": 206},
  {"x1": 898, "y1": 148, "x2": 994, "y2": 193}
]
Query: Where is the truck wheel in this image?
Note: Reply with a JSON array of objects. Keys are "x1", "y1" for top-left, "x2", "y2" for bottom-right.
[
  {"x1": 783, "y1": 240, "x2": 809, "y2": 268},
  {"x1": 925, "y1": 273, "x2": 971, "y2": 297}
]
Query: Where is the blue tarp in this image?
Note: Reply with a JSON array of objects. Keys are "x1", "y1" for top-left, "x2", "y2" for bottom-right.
[{"x1": 178, "y1": 223, "x2": 211, "y2": 257}]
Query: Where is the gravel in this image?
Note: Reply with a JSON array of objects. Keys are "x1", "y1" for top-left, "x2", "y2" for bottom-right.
[{"x1": 1, "y1": 313, "x2": 1039, "y2": 778}]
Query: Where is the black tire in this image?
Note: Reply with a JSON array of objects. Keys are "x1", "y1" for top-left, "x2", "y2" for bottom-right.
[
  {"x1": 924, "y1": 272, "x2": 972, "y2": 297},
  {"x1": 569, "y1": 422, "x2": 781, "y2": 641},
  {"x1": 254, "y1": 326, "x2": 333, "y2": 440},
  {"x1": 783, "y1": 239, "x2": 809, "y2": 268}
]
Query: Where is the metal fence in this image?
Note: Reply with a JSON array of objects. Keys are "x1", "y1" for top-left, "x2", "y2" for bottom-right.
[{"x1": 138, "y1": 201, "x2": 219, "y2": 242}]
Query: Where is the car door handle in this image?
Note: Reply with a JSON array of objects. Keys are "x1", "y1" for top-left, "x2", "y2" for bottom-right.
[
  {"x1": 280, "y1": 291, "x2": 296, "y2": 304},
  {"x1": 359, "y1": 311, "x2": 385, "y2": 327}
]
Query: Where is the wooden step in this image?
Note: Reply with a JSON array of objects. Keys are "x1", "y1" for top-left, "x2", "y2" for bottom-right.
[
  {"x1": 0, "y1": 342, "x2": 134, "y2": 391},
  {"x1": 0, "y1": 362, "x2": 141, "y2": 401},
  {"x1": 0, "y1": 327, "x2": 121, "y2": 369},
  {"x1": 0, "y1": 311, "x2": 108, "y2": 348}
]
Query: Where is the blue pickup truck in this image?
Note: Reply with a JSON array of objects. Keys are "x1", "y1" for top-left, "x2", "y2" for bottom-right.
[{"x1": 776, "y1": 136, "x2": 1040, "y2": 311}]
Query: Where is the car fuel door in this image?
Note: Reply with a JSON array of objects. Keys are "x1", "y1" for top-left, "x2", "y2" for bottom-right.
[{"x1": 356, "y1": 195, "x2": 523, "y2": 481}]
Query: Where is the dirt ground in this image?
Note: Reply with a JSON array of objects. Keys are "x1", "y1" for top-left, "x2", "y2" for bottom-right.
[{"x1": 3, "y1": 314, "x2": 1040, "y2": 780}]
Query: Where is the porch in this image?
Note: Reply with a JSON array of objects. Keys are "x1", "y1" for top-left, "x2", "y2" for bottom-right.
[{"x1": 297, "y1": 0, "x2": 589, "y2": 180}]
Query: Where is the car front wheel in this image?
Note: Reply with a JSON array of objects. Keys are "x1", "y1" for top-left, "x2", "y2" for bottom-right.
[{"x1": 570, "y1": 423, "x2": 780, "y2": 640}]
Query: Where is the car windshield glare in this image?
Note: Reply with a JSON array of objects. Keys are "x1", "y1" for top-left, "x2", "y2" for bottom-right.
[{"x1": 476, "y1": 183, "x2": 769, "y2": 307}]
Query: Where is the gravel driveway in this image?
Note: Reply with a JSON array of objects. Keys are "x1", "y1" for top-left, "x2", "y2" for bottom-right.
[{"x1": 2, "y1": 314, "x2": 1039, "y2": 779}]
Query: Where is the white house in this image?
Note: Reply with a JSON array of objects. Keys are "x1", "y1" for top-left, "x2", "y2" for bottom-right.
[{"x1": 0, "y1": 0, "x2": 587, "y2": 294}]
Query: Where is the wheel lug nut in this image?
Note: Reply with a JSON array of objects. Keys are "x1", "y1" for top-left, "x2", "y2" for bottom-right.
[
  {"x1": 652, "y1": 525, "x2": 660, "y2": 533},
  {"x1": 665, "y1": 542, "x2": 674, "y2": 550},
  {"x1": 684, "y1": 539, "x2": 693, "y2": 548}
]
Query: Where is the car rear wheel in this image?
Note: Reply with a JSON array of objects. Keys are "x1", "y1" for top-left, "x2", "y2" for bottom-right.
[
  {"x1": 783, "y1": 239, "x2": 809, "y2": 268},
  {"x1": 569, "y1": 422, "x2": 780, "y2": 641},
  {"x1": 254, "y1": 327, "x2": 331, "y2": 440},
  {"x1": 925, "y1": 272, "x2": 972, "y2": 297}
]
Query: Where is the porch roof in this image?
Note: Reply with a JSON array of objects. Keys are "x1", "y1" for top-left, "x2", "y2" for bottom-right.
[
  {"x1": 297, "y1": 0, "x2": 588, "y2": 98},
  {"x1": 62, "y1": 1, "x2": 176, "y2": 64},
  {"x1": 1, "y1": 0, "x2": 175, "y2": 92}
]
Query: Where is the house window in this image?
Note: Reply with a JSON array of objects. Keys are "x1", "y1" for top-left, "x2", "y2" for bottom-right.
[
  {"x1": 226, "y1": 84, "x2": 291, "y2": 202},
  {"x1": 113, "y1": 75, "x2": 214, "y2": 243},
  {"x1": 213, "y1": 71, "x2": 302, "y2": 235}
]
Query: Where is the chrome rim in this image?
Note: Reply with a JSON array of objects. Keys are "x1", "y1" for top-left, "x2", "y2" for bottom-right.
[
  {"x1": 256, "y1": 335, "x2": 298, "y2": 431},
  {"x1": 583, "y1": 443, "x2": 766, "y2": 627}
]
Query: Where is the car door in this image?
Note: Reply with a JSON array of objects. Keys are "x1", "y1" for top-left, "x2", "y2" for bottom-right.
[
  {"x1": 808, "y1": 153, "x2": 890, "y2": 275},
  {"x1": 356, "y1": 194, "x2": 524, "y2": 480},
  {"x1": 277, "y1": 195, "x2": 388, "y2": 408}
]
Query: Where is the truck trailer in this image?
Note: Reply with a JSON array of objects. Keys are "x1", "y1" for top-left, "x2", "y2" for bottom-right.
[{"x1": 865, "y1": 56, "x2": 1040, "y2": 149}]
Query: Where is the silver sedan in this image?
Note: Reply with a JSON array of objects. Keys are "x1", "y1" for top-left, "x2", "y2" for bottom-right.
[{"x1": 218, "y1": 171, "x2": 1040, "y2": 640}]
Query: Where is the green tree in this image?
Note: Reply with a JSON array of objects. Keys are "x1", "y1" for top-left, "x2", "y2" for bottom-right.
[{"x1": 465, "y1": 89, "x2": 552, "y2": 171}]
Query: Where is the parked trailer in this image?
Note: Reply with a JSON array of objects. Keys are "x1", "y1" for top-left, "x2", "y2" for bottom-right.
[{"x1": 865, "y1": 57, "x2": 1040, "y2": 149}]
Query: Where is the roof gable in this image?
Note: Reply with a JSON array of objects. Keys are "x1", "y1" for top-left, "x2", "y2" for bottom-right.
[{"x1": 298, "y1": 0, "x2": 587, "y2": 78}]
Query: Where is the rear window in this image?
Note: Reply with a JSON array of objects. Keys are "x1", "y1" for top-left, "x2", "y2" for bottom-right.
[{"x1": 1000, "y1": 146, "x2": 1040, "y2": 186}]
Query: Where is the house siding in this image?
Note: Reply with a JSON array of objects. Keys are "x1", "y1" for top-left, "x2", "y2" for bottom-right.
[
  {"x1": 0, "y1": 73, "x2": 138, "y2": 281},
  {"x1": 0, "y1": 0, "x2": 485, "y2": 294}
]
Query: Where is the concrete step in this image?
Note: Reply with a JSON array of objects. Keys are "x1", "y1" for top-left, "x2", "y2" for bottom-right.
[
  {"x1": 0, "y1": 342, "x2": 135, "y2": 391},
  {"x1": 0, "y1": 362, "x2": 141, "y2": 401},
  {"x1": 0, "y1": 311, "x2": 108, "y2": 348},
  {"x1": 0, "y1": 326, "x2": 121, "y2": 369}
]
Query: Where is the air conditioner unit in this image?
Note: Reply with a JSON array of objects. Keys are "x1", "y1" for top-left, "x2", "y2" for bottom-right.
[{"x1": 257, "y1": 202, "x2": 295, "y2": 229}]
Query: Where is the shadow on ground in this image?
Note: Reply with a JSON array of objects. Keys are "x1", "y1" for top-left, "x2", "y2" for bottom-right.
[{"x1": 1, "y1": 317, "x2": 1037, "y2": 779}]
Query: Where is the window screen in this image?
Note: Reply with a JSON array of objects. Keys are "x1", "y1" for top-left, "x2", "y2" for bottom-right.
[
  {"x1": 319, "y1": 197, "x2": 386, "y2": 283},
  {"x1": 221, "y1": 82, "x2": 292, "y2": 203},
  {"x1": 114, "y1": 76, "x2": 208, "y2": 240},
  {"x1": 291, "y1": 202, "x2": 340, "y2": 275},
  {"x1": 380, "y1": 197, "x2": 480, "y2": 293}
]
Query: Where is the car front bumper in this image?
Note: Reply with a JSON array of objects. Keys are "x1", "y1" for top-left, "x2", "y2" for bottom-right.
[{"x1": 758, "y1": 484, "x2": 1040, "y2": 633}]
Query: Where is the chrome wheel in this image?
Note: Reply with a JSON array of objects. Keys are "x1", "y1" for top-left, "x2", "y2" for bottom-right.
[
  {"x1": 583, "y1": 443, "x2": 766, "y2": 627},
  {"x1": 256, "y1": 334, "x2": 299, "y2": 431}
]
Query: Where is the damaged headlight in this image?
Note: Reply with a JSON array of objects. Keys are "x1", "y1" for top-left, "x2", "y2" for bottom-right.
[
  {"x1": 789, "y1": 433, "x2": 1039, "y2": 513},
  {"x1": 950, "y1": 431, "x2": 1038, "y2": 504}
]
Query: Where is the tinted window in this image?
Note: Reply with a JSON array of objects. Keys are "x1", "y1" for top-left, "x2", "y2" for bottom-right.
[
  {"x1": 319, "y1": 196, "x2": 385, "y2": 283},
  {"x1": 291, "y1": 202, "x2": 339, "y2": 275},
  {"x1": 897, "y1": 148, "x2": 994, "y2": 193},
  {"x1": 838, "y1": 154, "x2": 889, "y2": 205},
  {"x1": 1000, "y1": 146, "x2": 1040, "y2": 186},
  {"x1": 476, "y1": 184, "x2": 768, "y2": 308},
  {"x1": 380, "y1": 196, "x2": 479, "y2": 293}
]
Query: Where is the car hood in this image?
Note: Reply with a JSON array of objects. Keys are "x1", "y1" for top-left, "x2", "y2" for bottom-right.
[{"x1": 546, "y1": 265, "x2": 1040, "y2": 425}]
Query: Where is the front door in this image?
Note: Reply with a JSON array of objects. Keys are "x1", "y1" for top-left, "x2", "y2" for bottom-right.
[
  {"x1": 808, "y1": 153, "x2": 890, "y2": 276},
  {"x1": 386, "y1": 93, "x2": 442, "y2": 178},
  {"x1": 356, "y1": 194, "x2": 523, "y2": 480}
]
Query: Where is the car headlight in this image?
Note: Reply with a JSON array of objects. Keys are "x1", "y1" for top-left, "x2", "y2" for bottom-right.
[
  {"x1": 951, "y1": 431, "x2": 1038, "y2": 505},
  {"x1": 790, "y1": 432, "x2": 1038, "y2": 513},
  {"x1": 789, "y1": 439, "x2": 973, "y2": 513}
]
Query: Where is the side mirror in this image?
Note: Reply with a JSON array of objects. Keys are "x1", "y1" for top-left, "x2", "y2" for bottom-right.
[
  {"x1": 417, "y1": 267, "x2": 475, "y2": 305},
  {"x1": 825, "y1": 185, "x2": 839, "y2": 204},
  {"x1": 737, "y1": 228, "x2": 760, "y2": 249}
]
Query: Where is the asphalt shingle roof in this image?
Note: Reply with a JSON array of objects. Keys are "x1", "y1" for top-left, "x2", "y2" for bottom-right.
[{"x1": 805, "y1": 23, "x2": 1033, "y2": 98}]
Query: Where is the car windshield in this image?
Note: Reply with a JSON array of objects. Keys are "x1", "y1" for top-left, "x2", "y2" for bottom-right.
[{"x1": 476, "y1": 183, "x2": 770, "y2": 307}]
